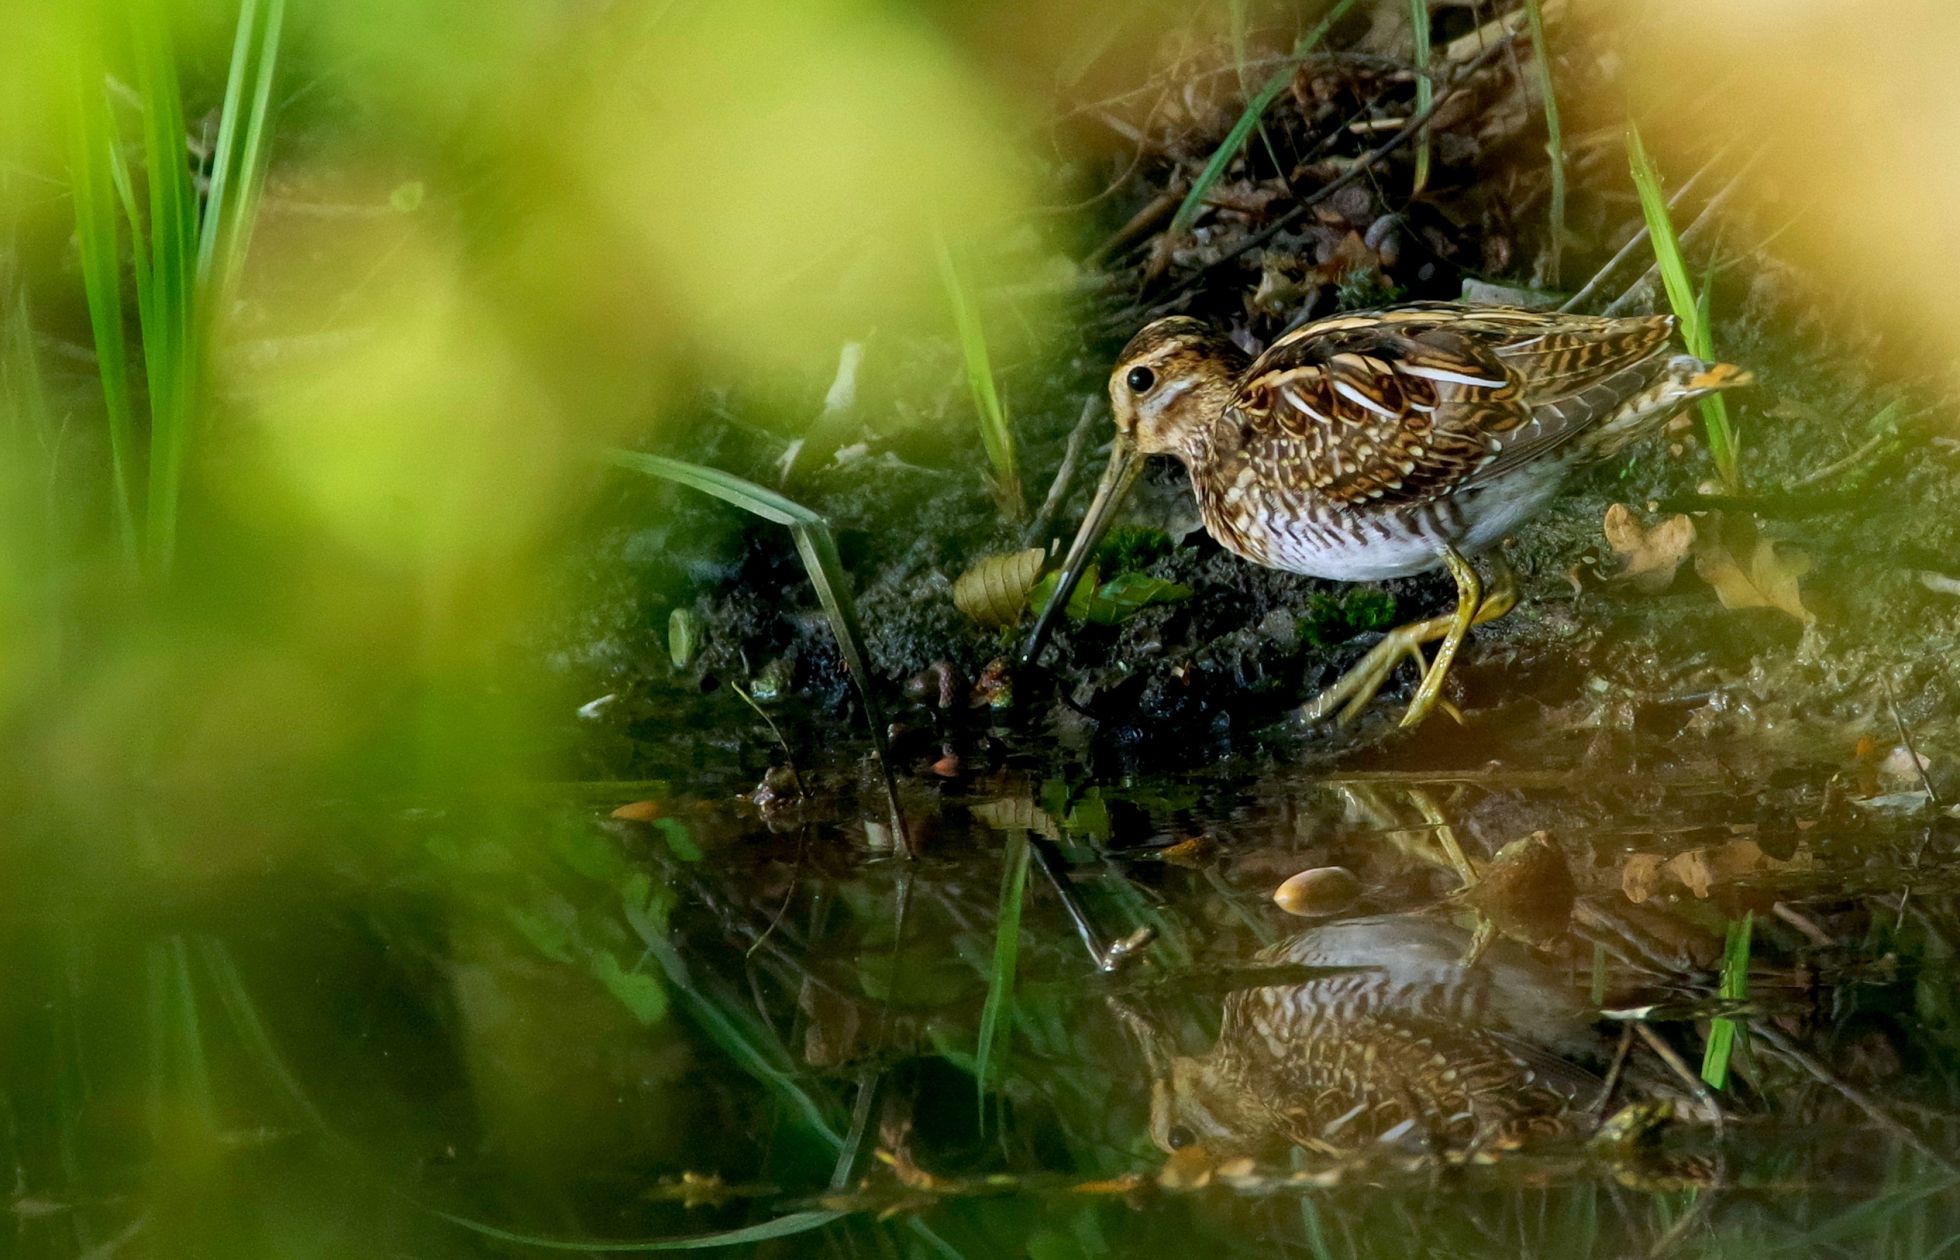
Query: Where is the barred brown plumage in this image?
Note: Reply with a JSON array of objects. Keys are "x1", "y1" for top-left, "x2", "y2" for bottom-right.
[
  {"x1": 1024, "y1": 301, "x2": 1752, "y2": 729},
  {"x1": 1145, "y1": 916, "x2": 1607, "y2": 1164}
]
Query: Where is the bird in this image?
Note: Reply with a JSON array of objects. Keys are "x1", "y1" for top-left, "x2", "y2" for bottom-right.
[
  {"x1": 1023, "y1": 302, "x2": 1752, "y2": 728},
  {"x1": 1137, "y1": 914, "x2": 1610, "y2": 1168}
]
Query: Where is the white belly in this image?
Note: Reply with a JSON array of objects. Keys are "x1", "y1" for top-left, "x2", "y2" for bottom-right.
[{"x1": 1207, "y1": 476, "x2": 1562, "y2": 582}]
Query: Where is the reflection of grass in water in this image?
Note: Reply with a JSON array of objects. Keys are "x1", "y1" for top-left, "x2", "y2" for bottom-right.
[
  {"x1": 976, "y1": 832, "x2": 1031, "y2": 1118},
  {"x1": 1700, "y1": 911, "x2": 1752, "y2": 1090}
]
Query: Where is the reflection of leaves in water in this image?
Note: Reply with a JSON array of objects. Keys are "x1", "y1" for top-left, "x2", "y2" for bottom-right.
[
  {"x1": 589, "y1": 952, "x2": 668, "y2": 1025},
  {"x1": 1621, "y1": 839, "x2": 1813, "y2": 903}
]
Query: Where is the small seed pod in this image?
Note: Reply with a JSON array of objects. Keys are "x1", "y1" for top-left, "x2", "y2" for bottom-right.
[{"x1": 1272, "y1": 866, "x2": 1361, "y2": 917}]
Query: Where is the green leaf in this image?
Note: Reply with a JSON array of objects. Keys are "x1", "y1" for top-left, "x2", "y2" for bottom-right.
[
  {"x1": 1626, "y1": 124, "x2": 1738, "y2": 489},
  {"x1": 1027, "y1": 562, "x2": 1099, "y2": 624},
  {"x1": 507, "y1": 901, "x2": 577, "y2": 963},
  {"x1": 1700, "y1": 910, "x2": 1753, "y2": 1089},
  {"x1": 1081, "y1": 572, "x2": 1191, "y2": 625}
]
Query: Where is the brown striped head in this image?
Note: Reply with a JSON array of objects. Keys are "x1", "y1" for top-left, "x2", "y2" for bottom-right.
[{"x1": 1110, "y1": 317, "x2": 1248, "y2": 463}]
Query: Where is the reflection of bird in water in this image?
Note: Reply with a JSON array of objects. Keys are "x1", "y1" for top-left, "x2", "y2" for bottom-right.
[{"x1": 1145, "y1": 914, "x2": 1608, "y2": 1166}]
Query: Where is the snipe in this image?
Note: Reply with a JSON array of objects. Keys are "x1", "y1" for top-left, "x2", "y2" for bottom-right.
[{"x1": 1024, "y1": 302, "x2": 1752, "y2": 727}]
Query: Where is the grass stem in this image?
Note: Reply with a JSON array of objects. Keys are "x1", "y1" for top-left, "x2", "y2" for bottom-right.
[
  {"x1": 1522, "y1": 0, "x2": 1564, "y2": 285},
  {"x1": 1627, "y1": 125, "x2": 1740, "y2": 489}
]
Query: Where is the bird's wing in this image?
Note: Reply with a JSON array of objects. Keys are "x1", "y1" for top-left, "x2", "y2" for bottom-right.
[{"x1": 1230, "y1": 305, "x2": 1677, "y2": 508}]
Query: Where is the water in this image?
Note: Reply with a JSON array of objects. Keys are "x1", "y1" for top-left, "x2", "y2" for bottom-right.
[{"x1": 12, "y1": 712, "x2": 1960, "y2": 1260}]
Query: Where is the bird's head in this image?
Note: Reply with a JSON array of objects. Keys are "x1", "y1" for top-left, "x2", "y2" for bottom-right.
[
  {"x1": 1109, "y1": 316, "x2": 1248, "y2": 461},
  {"x1": 1022, "y1": 318, "x2": 1246, "y2": 662}
]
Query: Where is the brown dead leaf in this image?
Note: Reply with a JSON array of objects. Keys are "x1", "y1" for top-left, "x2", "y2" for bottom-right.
[
  {"x1": 1622, "y1": 852, "x2": 1665, "y2": 904},
  {"x1": 1692, "y1": 512, "x2": 1814, "y2": 624},
  {"x1": 953, "y1": 548, "x2": 1046, "y2": 628},
  {"x1": 1602, "y1": 503, "x2": 1696, "y2": 594}
]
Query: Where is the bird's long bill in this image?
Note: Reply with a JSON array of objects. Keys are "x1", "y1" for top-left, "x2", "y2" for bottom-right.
[{"x1": 1022, "y1": 434, "x2": 1142, "y2": 663}]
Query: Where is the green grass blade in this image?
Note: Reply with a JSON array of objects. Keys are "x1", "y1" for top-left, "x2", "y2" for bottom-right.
[
  {"x1": 1626, "y1": 126, "x2": 1696, "y2": 329},
  {"x1": 1700, "y1": 910, "x2": 1752, "y2": 1089},
  {"x1": 934, "y1": 236, "x2": 1023, "y2": 522},
  {"x1": 789, "y1": 522, "x2": 910, "y2": 855},
  {"x1": 197, "y1": 0, "x2": 285, "y2": 303},
  {"x1": 1410, "y1": 0, "x2": 1432, "y2": 194},
  {"x1": 606, "y1": 448, "x2": 811, "y2": 526},
  {"x1": 604, "y1": 450, "x2": 912, "y2": 856},
  {"x1": 1523, "y1": 0, "x2": 1565, "y2": 285},
  {"x1": 1626, "y1": 125, "x2": 1739, "y2": 488},
  {"x1": 195, "y1": 0, "x2": 263, "y2": 289},
  {"x1": 974, "y1": 831, "x2": 1031, "y2": 1116},
  {"x1": 66, "y1": 72, "x2": 140, "y2": 557},
  {"x1": 127, "y1": 0, "x2": 201, "y2": 572},
  {"x1": 1169, "y1": 0, "x2": 1364, "y2": 238},
  {"x1": 128, "y1": 0, "x2": 200, "y2": 573}
]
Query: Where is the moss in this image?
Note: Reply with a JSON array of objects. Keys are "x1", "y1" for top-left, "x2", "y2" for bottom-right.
[
  {"x1": 1092, "y1": 524, "x2": 1173, "y2": 575},
  {"x1": 1298, "y1": 587, "x2": 1399, "y2": 648}
]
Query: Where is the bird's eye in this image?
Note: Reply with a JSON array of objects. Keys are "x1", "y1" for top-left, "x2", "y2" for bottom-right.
[
  {"x1": 1126, "y1": 366, "x2": 1157, "y2": 394},
  {"x1": 1166, "y1": 1124, "x2": 1197, "y2": 1151}
]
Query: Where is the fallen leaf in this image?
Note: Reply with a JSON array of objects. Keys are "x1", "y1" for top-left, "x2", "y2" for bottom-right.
[
  {"x1": 1692, "y1": 512, "x2": 1814, "y2": 624},
  {"x1": 953, "y1": 548, "x2": 1047, "y2": 628},
  {"x1": 969, "y1": 796, "x2": 1063, "y2": 839},
  {"x1": 1602, "y1": 503, "x2": 1696, "y2": 594}
]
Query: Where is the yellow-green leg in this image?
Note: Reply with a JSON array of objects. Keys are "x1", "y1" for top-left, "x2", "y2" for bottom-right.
[
  {"x1": 1299, "y1": 549, "x2": 1519, "y2": 728},
  {"x1": 1401, "y1": 546, "x2": 1481, "y2": 728}
]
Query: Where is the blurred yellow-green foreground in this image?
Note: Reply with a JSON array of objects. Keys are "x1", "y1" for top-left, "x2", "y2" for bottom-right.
[
  {"x1": 6, "y1": 0, "x2": 1960, "y2": 1254},
  {"x1": 0, "y1": 0, "x2": 1095, "y2": 865},
  {"x1": 0, "y1": 5, "x2": 1097, "y2": 1254}
]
